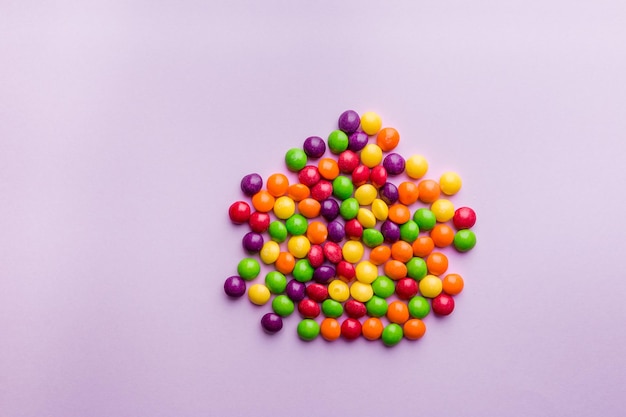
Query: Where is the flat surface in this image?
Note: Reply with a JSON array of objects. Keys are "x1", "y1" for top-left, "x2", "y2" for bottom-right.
[{"x1": 1, "y1": 1, "x2": 626, "y2": 416}]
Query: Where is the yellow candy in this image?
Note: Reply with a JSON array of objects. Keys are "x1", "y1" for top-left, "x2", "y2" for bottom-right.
[
  {"x1": 259, "y1": 241, "x2": 280, "y2": 264},
  {"x1": 328, "y1": 279, "x2": 350, "y2": 302},
  {"x1": 248, "y1": 284, "x2": 271, "y2": 305},
  {"x1": 287, "y1": 235, "x2": 311, "y2": 258},
  {"x1": 357, "y1": 208, "x2": 377, "y2": 229},
  {"x1": 354, "y1": 184, "x2": 378, "y2": 206},
  {"x1": 350, "y1": 281, "x2": 374, "y2": 303},
  {"x1": 439, "y1": 171, "x2": 462, "y2": 195},
  {"x1": 431, "y1": 199, "x2": 455, "y2": 222},
  {"x1": 360, "y1": 111, "x2": 383, "y2": 135},
  {"x1": 405, "y1": 155, "x2": 429, "y2": 179},
  {"x1": 355, "y1": 261, "x2": 378, "y2": 284},
  {"x1": 273, "y1": 196, "x2": 296, "y2": 219},
  {"x1": 419, "y1": 275, "x2": 443, "y2": 298},
  {"x1": 342, "y1": 240, "x2": 364, "y2": 263},
  {"x1": 371, "y1": 199, "x2": 389, "y2": 221},
  {"x1": 360, "y1": 144, "x2": 383, "y2": 168}
]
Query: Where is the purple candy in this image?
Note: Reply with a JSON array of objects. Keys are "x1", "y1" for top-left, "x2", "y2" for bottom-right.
[
  {"x1": 313, "y1": 265, "x2": 336, "y2": 284},
  {"x1": 379, "y1": 182, "x2": 399, "y2": 205},
  {"x1": 242, "y1": 231, "x2": 264, "y2": 252},
  {"x1": 348, "y1": 131, "x2": 369, "y2": 152},
  {"x1": 338, "y1": 110, "x2": 360, "y2": 134},
  {"x1": 261, "y1": 313, "x2": 283, "y2": 334},
  {"x1": 286, "y1": 279, "x2": 306, "y2": 301},
  {"x1": 303, "y1": 136, "x2": 326, "y2": 159},
  {"x1": 241, "y1": 173, "x2": 263, "y2": 196},
  {"x1": 381, "y1": 220, "x2": 401, "y2": 243},
  {"x1": 383, "y1": 153, "x2": 406, "y2": 176},
  {"x1": 224, "y1": 276, "x2": 246, "y2": 298},
  {"x1": 320, "y1": 198, "x2": 340, "y2": 221},
  {"x1": 327, "y1": 220, "x2": 345, "y2": 243}
]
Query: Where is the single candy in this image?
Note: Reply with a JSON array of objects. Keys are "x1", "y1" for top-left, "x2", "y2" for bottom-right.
[
  {"x1": 383, "y1": 259, "x2": 407, "y2": 280},
  {"x1": 453, "y1": 207, "x2": 477, "y2": 229},
  {"x1": 369, "y1": 245, "x2": 391, "y2": 265},
  {"x1": 371, "y1": 199, "x2": 389, "y2": 221},
  {"x1": 327, "y1": 130, "x2": 349, "y2": 154},
  {"x1": 419, "y1": 275, "x2": 443, "y2": 298},
  {"x1": 399, "y1": 220, "x2": 419, "y2": 243},
  {"x1": 355, "y1": 261, "x2": 378, "y2": 284},
  {"x1": 344, "y1": 219, "x2": 363, "y2": 240},
  {"x1": 398, "y1": 181, "x2": 420, "y2": 206},
  {"x1": 405, "y1": 155, "x2": 428, "y2": 179},
  {"x1": 320, "y1": 198, "x2": 340, "y2": 221},
  {"x1": 341, "y1": 318, "x2": 362, "y2": 340},
  {"x1": 248, "y1": 211, "x2": 270, "y2": 233},
  {"x1": 308, "y1": 244, "x2": 325, "y2": 268},
  {"x1": 261, "y1": 313, "x2": 283, "y2": 333},
  {"x1": 285, "y1": 148, "x2": 308, "y2": 172},
  {"x1": 251, "y1": 190, "x2": 275, "y2": 212},
  {"x1": 323, "y1": 241, "x2": 343, "y2": 264},
  {"x1": 357, "y1": 208, "x2": 377, "y2": 229},
  {"x1": 360, "y1": 111, "x2": 382, "y2": 135},
  {"x1": 240, "y1": 173, "x2": 263, "y2": 196},
  {"x1": 387, "y1": 300, "x2": 410, "y2": 324},
  {"x1": 417, "y1": 179, "x2": 440, "y2": 203},
  {"x1": 275, "y1": 252, "x2": 296, "y2": 274},
  {"x1": 298, "y1": 198, "x2": 321, "y2": 219},
  {"x1": 273, "y1": 196, "x2": 296, "y2": 219},
  {"x1": 383, "y1": 153, "x2": 405, "y2": 176},
  {"x1": 306, "y1": 221, "x2": 328, "y2": 244},
  {"x1": 376, "y1": 127, "x2": 400, "y2": 152},
  {"x1": 327, "y1": 220, "x2": 345, "y2": 243},
  {"x1": 390, "y1": 241, "x2": 413, "y2": 263},
  {"x1": 298, "y1": 298, "x2": 321, "y2": 318},
  {"x1": 430, "y1": 199, "x2": 455, "y2": 223},
  {"x1": 337, "y1": 150, "x2": 360, "y2": 173},
  {"x1": 285, "y1": 214, "x2": 308, "y2": 236},
  {"x1": 412, "y1": 236, "x2": 435, "y2": 258},
  {"x1": 370, "y1": 165, "x2": 387, "y2": 188},
  {"x1": 318, "y1": 158, "x2": 340, "y2": 180},
  {"x1": 439, "y1": 171, "x2": 462, "y2": 195},
  {"x1": 426, "y1": 252, "x2": 448, "y2": 276},
  {"x1": 267, "y1": 173, "x2": 289, "y2": 197},
  {"x1": 408, "y1": 296, "x2": 430, "y2": 319},
  {"x1": 350, "y1": 281, "x2": 374, "y2": 303},
  {"x1": 229, "y1": 201, "x2": 251, "y2": 224},
  {"x1": 344, "y1": 300, "x2": 367, "y2": 318},
  {"x1": 380, "y1": 220, "x2": 401, "y2": 243},
  {"x1": 288, "y1": 183, "x2": 311, "y2": 201},
  {"x1": 395, "y1": 278, "x2": 418, "y2": 299},
  {"x1": 310, "y1": 180, "x2": 333, "y2": 201},
  {"x1": 338, "y1": 110, "x2": 360, "y2": 134},
  {"x1": 292, "y1": 259, "x2": 315, "y2": 282},
  {"x1": 339, "y1": 198, "x2": 359, "y2": 220},
  {"x1": 286, "y1": 279, "x2": 306, "y2": 301},
  {"x1": 348, "y1": 131, "x2": 369, "y2": 152},
  {"x1": 342, "y1": 240, "x2": 364, "y2": 263},
  {"x1": 322, "y1": 299, "x2": 344, "y2": 318},
  {"x1": 242, "y1": 232, "x2": 264, "y2": 253},
  {"x1": 224, "y1": 276, "x2": 246, "y2": 298},
  {"x1": 297, "y1": 319, "x2": 320, "y2": 341},
  {"x1": 405, "y1": 257, "x2": 428, "y2": 280},
  {"x1": 298, "y1": 166, "x2": 321, "y2": 187},
  {"x1": 265, "y1": 271, "x2": 287, "y2": 293},
  {"x1": 313, "y1": 265, "x2": 336, "y2": 284},
  {"x1": 268, "y1": 220, "x2": 288, "y2": 242},
  {"x1": 366, "y1": 296, "x2": 388, "y2": 317},
  {"x1": 362, "y1": 228, "x2": 384, "y2": 248},
  {"x1": 403, "y1": 319, "x2": 426, "y2": 340},
  {"x1": 354, "y1": 184, "x2": 377, "y2": 206},
  {"x1": 360, "y1": 144, "x2": 383, "y2": 168},
  {"x1": 327, "y1": 279, "x2": 350, "y2": 302},
  {"x1": 362, "y1": 317, "x2": 384, "y2": 340},
  {"x1": 272, "y1": 294, "x2": 295, "y2": 316},
  {"x1": 372, "y1": 275, "x2": 395, "y2": 298},
  {"x1": 336, "y1": 261, "x2": 356, "y2": 281},
  {"x1": 430, "y1": 224, "x2": 455, "y2": 247},
  {"x1": 442, "y1": 273, "x2": 464, "y2": 295},
  {"x1": 332, "y1": 176, "x2": 354, "y2": 200},
  {"x1": 237, "y1": 258, "x2": 261, "y2": 280},
  {"x1": 432, "y1": 293, "x2": 455, "y2": 316},
  {"x1": 453, "y1": 229, "x2": 477, "y2": 252},
  {"x1": 303, "y1": 136, "x2": 326, "y2": 158},
  {"x1": 351, "y1": 164, "x2": 371, "y2": 186},
  {"x1": 413, "y1": 208, "x2": 437, "y2": 231},
  {"x1": 287, "y1": 235, "x2": 311, "y2": 259},
  {"x1": 320, "y1": 317, "x2": 341, "y2": 341},
  {"x1": 379, "y1": 182, "x2": 399, "y2": 205},
  {"x1": 248, "y1": 284, "x2": 271, "y2": 305},
  {"x1": 306, "y1": 283, "x2": 329, "y2": 302},
  {"x1": 381, "y1": 323, "x2": 403, "y2": 346}
]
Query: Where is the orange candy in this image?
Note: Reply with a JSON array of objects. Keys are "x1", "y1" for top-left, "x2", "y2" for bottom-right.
[
  {"x1": 298, "y1": 198, "x2": 321, "y2": 218},
  {"x1": 376, "y1": 127, "x2": 400, "y2": 152},
  {"x1": 266, "y1": 173, "x2": 289, "y2": 197},
  {"x1": 320, "y1": 318, "x2": 341, "y2": 341},
  {"x1": 387, "y1": 301, "x2": 409, "y2": 324},
  {"x1": 403, "y1": 319, "x2": 426, "y2": 340},
  {"x1": 398, "y1": 181, "x2": 419, "y2": 205},
  {"x1": 275, "y1": 252, "x2": 295, "y2": 274},
  {"x1": 387, "y1": 204, "x2": 411, "y2": 225},
  {"x1": 443, "y1": 273, "x2": 464, "y2": 295},
  {"x1": 390, "y1": 241, "x2": 414, "y2": 263},
  {"x1": 306, "y1": 221, "x2": 328, "y2": 245},
  {"x1": 383, "y1": 259, "x2": 407, "y2": 280},
  {"x1": 412, "y1": 236, "x2": 435, "y2": 257},
  {"x1": 417, "y1": 179, "x2": 441, "y2": 203},
  {"x1": 318, "y1": 158, "x2": 340, "y2": 180},
  {"x1": 362, "y1": 317, "x2": 384, "y2": 340},
  {"x1": 430, "y1": 224, "x2": 455, "y2": 247},
  {"x1": 287, "y1": 183, "x2": 311, "y2": 201},
  {"x1": 426, "y1": 252, "x2": 449, "y2": 276},
  {"x1": 369, "y1": 245, "x2": 391, "y2": 265},
  {"x1": 251, "y1": 190, "x2": 275, "y2": 212}
]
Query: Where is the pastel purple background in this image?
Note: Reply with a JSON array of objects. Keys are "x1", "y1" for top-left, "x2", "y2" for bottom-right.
[{"x1": 1, "y1": 1, "x2": 626, "y2": 416}]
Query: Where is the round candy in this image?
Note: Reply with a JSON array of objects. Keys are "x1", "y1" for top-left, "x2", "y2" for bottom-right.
[
  {"x1": 229, "y1": 201, "x2": 251, "y2": 224},
  {"x1": 298, "y1": 166, "x2": 321, "y2": 187},
  {"x1": 372, "y1": 275, "x2": 395, "y2": 298},
  {"x1": 339, "y1": 198, "x2": 359, "y2": 220},
  {"x1": 413, "y1": 208, "x2": 437, "y2": 231},
  {"x1": 338, "y1": 150, "x2": 360, "y2": 173},
  {"x1": 311, "y1": 180, "x2": 333, "y2": 201},
  {"x1": 417, "y1": 179, "x2": 440, "y2": 203},
  {"x1": 285, "y1": 148, "x2": 308, "y2": 172},
  {"x1": 388, "y1": 204, "x2": 410, "y2": 225},
  {"x1": 287, "y1": 235, "x2": 311, "y2": 259},
  {"x1": 251, "y1": 190, "x2": 275, "y2": 213},
  {"x1": 267, "y1": 173, "x2": 289, "y2": 197},
  {"x1": 412, "y1": 236, "x2": 435, "y2": 258},
  {"x1": 379, "y1": 182, "x2": 399, "y2": 205},
  {"x1": 248, "y1": 211, "x2": 270, "y2": 233},
  {"x1": 332, "y1": 176, "x2": 354, "y2": 200},
  {"x1": 265, "y1": 271, "x2": 287, "y2": 293},
  {"x1": 318, "y1": 158, "x2": 340, "y2": 180},
  {"x1": 298, "y1": 298, "x2": 321, "y2": 318},
  {"x1": 240, "y1": 173, "x2": 263, "y2": 196},
  {"x1": 398, "y1": 181, "x2": 419, "y2": 206},
  {"x1": 261, "y1": 313, "x2": 283, "y2": 334},
  {"x1": 442, "y1": 273, "x2": 464, "y2": 295},
  {"x1": 248, "y1": 284, "x2": 271, "y2": 305},
  {"x1": 275, "y1": 251, "x2": 296, "y2": 274},
  {"x1": 327, "y1": 130, "x2": 349, "y2": 154},
  {"x1": 350, "y1": 281, "x2": 373, "y2": 303},
  {"x1": 306, "y1": 283, "x2": 329, "y2": 302},
  {"x1": 237, "y1": 258, "x2": 260, "y2": 280},
  {"x1": 323, "y1": 242, "x2": 343, "y2": 264},
  {"x1": 439, "y1": 171, "x2": 462, "y2": 195},
  {"x1": 426, "y1": 252, "x2": 449, "y2": 276},
  {"x1": 327, "y1": 220, "x2": 345, "y2": 243},
  {"x1": 382, "y1": 323, "x2": 403, "y2": 346},
  {"x1": 272, "y1": 294, "x2": 295, "y2": 316},
  {"x1": 399, "y1": 220, "x2": 419, "y2": 243},
  {"x1": 408, "y1": 296, "x2": 430, "y2": 319},
  {"x1": 430, "y1": 224, "x2": 455, "y2": 247},
  {"x1": 336, "y1": 261, "x2": 356, "y2": 281},
  {"x1": 405, "y1": 257, "x2": 428, "y2": 280},
  {"x1": 360, "y1": 144, "x2": 383, "y2": 168},
  {"x1": 382, "y1": 153, "x2": 405, "y2": 176},
  {"x1": 292, "y1": 259, "x2": 314, "y2": 282},
  {"x1": 288, "y1": 183, "x2": 311, "y2": 201},
  {"x1": 369, "y1": 245, "x2": 391, "y2": 265},
  {"x1": 344, "y1": 219, "x2": 363, "y2": 240},
  {"x1": 454, "y1": 229, "x2": 477, "y2": 252},
  {"x1": 257, "y1": 242, "x2": 280, "y2": 266},
  {"x1": 376, "y1": 127, "x2": 400, "y2": 151},
  {"x1": 298, "y1": 198, "x2": 321, "y2": 218},
  {"x1": 403, "y1": 319, "x2": 426, "y2": 340},
  {"x1": 338, "y1": 110, "x2": 360, "y2": 134},
  {"x1": 360, "y1": 111, "x2": 382, "y2": 135},
  {"x1": 308, "y1": 244, "x2": 325, "y2": 268},
  {"x1": 320, "y1": 198, "x2": 340, "y2": 221},
  {"x1": 224, "y1": 276, "x2": 246, "y2": 298},
  {"x1": 362, "y1": 228, "x2": 384, "y2": 248},
  {"x1": 390, "y1": 241, "x2": 413, "y2": 263},
  {"x1": 370, "y1": 165, "x2": 387, "y2": 188},
  {"x1": 286, "y1": 279, "x2": 306, "y2": 301},
  {"x1": 306, "y1": 221, "x2": 328, "y2": 244},
  {"x1": 354, "y1": 184, "x2": 378, "y2": 206},
  {"x1": 355, "y1": 261, "x2": 378, "y2": 284},
  {"x1": 387, "y1": 300, "x2": 410, "y2": 324},
  {"x1": 344, "y1": 299, "x2": 367, "y2": 318},
  {"x1": 380, "y1": 220, "x2": 400, "y2": 243},
  {"x1": 395, "y1": 277, "x2": 418, "y2": 299},
  {"x1": 432, "y1": 293, "x2": 455, "y2": 316},
  {"x1": 366, "y1": 296, "x2": 388, "y2": 317},
  {"x1": 313, "y1": 265, "x2": 335, "y2": 284},
  {"x1": 348, "y1": 131, "x2": 369, "y2": 152},
  {"x1": 328, "y1": 279, "x2": 350, "y2": 302},
  {"x1": 321, "y1": 299, "x2": 344, "y2": 318},
  {"x1": 351, "y1": 164, "x2": 371, "y2": 186},
  {"x1": 297, "y1": 319, "x2": 320, "y2": 341},
  {"x1": 405, "y1": 155, "x2": 428, "y2": 179},
  {"x1": 320, "y1": 317, "x2": 341, "y2": 341},
  {"x1": 286, "y1": 214, "x2": 308, "y2": 236},
  {"x1": 342, "y1": 241, "x2": 364, "y2": 263},
  {"x1": 453, "y1": 207, "x2": 477, "y2": 229},
  {"x1": 371, "y1": 199, "x2": 389, "y2": 221},
  {"x1": 430, "y1": 199, "x2": 455, "y2": 223},
  {"x1": 341, "y1": 318, "x2": 362, "y2": 340},
  {"x1": 419, "y1": 275, "x2": 443, "y2": 298},
  {"x1": 362, "y1": 317, "x2": 384, "y2": 340},
  {"x1": 273, "y1": 196, "x2": 296, "y2": 219},
  {"x1": 357, "y1": 208, "x2": 377, "y2": 229},
  {"x1": 268, "y1": 220, "x2": 288, "y2": 242},
  {"x1": 303, "y1": 136, "x2": 326, "y2": 158}
]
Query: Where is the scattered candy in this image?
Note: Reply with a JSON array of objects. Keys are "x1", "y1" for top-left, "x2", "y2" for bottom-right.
[{"x1": 224, "y1": 110, "x2": 478, "y2": 346}]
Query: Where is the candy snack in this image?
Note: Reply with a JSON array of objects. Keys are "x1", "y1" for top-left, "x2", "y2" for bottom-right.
[{"x1": 225, "y1": 110, "x2": 477, "y2": 346}]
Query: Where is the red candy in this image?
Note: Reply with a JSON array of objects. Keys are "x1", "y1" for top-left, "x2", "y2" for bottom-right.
[
  {"x1": 229, "y1": 201, "x2": 251, "y2": 224},
  {"x1": 351, "y1": 164, "x2": 371, "y2": 186},
  {"x1": 432, "y1": 293, "x2": 455, "y2": 316},
  {"x1": 344, "y1": 300, "x2": 367, "y2": 318},
  {"x1": 248, "y1": 211, "x2": 270, "y2": 233},
  {"x1": 336, "y1": 260, "x2": 356, "y2": 281},
  {"x1": 306, "y1": 283, "x2": 329, "y2": 302},
  {"x1": 311, "y1": 180, "x2": 333, "y2": 201},
  {"x1": 370, "y1": 165, "x2": 387, "y2": 188},
  {"x1": 308, "y1": 245, "x2": 325, "y2": 268},
  {"x1": 298, "y1": 166, "x2": 321, "y2": 187},
  {"x1": 341, "y1": 318, "x2": 362, "y2": 340},
  {"x1": 395, "y1": 278, "x2": 418, "y2": 299},
  {"x1": 453, "y1": 207, "x2": 477, "y2": 230},
  {"x1": 323, "y1": 242, "x2": 343, "y2": 264},
  {"x1": 338, "y1": 150, "x2": 360, "y2": 173},
  {"x1": 344, "y1": 219, "x2": 363, "y2": 240},
  {"x1": 298, "y1": 299, "x2": 321, "y2": 318}
]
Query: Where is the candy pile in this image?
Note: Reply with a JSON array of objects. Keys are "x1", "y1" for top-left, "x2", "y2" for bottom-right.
[{"x1": 224, "y1": 110, "x2": 477, "y2": 346}]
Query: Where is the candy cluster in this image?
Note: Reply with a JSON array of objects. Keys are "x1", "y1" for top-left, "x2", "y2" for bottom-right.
[{"x1": 224, "y1": 110, "x2": 477, "y2": 346}]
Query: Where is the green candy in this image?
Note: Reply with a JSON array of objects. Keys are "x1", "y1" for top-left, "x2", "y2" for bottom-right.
[
  {"x1": 237, "y1": 258, "x2": 260, "y2": 280},
  {"x1": 339, "y1": 198, "x2": 360, "y2": 220},
  {"x1": 366, "y1": 296, "x2": 388, "y2": 317},
  {"x1": 327, "y1": 130, "x2": 349, "y2": 154},
  {"x1": 268, "y1": 220, "x2": 288, "y2": 242},
  {"x1": 297, "y1": 319, "x2": 320, "y2": 341},
  {"x1": 321, "y1": 299, "x2": 344, "y2": 318},
  {"x1": 292, "y1": 259, "x2": 314, "y2": 282},
  {"x1": 408, "y1": 296, "x2": 430, "y2": 319},
  {"x1": 382, "y1": 323, "x2": 403, "y2": 346},
  {"x1": 362, "y1": 228, "x2": 384, "y2": 248},
  {"x1": 285, "y1": 214, "x2": 308, "y2": 236},
  {"x1": 265, "y1": 271, "x2": 287, "y2": 293},
  {"x1": 372, "y1": 275, "x2": 396, "y2": 298},
  {"x1": 454, "y1": 229, "x2": 477, "y2": 252},
  {"x1": 413, "y1": 208, "x2": 437, "y2": 231},
  {"x1": 285, "y1": 148, "x2": 308, "y2": 172},
  {"x1": 272, "y1": 295, "x2": 295, "y2": 317},
  {"x1": 406, "y1": 257, "x2": 427, "y2": 280},
  {"x1": 332, "y1": 176, "x2": 354, "y2": 200},
  {"x1": 399, "y1": 220, "x2": 419, "y2": 242}
]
